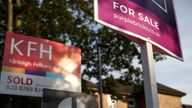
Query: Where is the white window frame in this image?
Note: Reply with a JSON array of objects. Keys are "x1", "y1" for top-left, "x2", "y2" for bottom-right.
[{"x1": 107, "y1": 95, "x2": 117, "y2": 108}]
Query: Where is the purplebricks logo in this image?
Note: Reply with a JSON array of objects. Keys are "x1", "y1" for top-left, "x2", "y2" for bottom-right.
[{"x1": 152, "y1": 0, "x2": 167, "y2": 13}]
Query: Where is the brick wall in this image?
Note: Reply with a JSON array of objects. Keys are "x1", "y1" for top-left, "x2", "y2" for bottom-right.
[
  {"x1": 95, "y1": 92, "x2": 183, "y2": 108},
  {"x1": 158, "y1": 93, "x2": 183, "y2": 108},
  {"x1": 117, "y1": 97, "x2": 128, "y2": 108},
  {"x1": 95, "y1": 92, "x2": 108, "y2": 108},
  {"x1": 95, "y1": 92, "x2": 129, "y2": 108}
]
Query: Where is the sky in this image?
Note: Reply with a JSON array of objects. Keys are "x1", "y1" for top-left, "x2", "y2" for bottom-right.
[{"x1": 156, "y1": 0, "x2": 192, "y2": 105}]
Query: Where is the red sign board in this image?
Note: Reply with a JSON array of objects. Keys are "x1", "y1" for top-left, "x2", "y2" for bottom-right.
[
  {"x1": 3, "y1": 32, "x2": 81, "y2": 75},
  {"x1": 0, "y1": 32, "x2": 81, "y2": 97}
]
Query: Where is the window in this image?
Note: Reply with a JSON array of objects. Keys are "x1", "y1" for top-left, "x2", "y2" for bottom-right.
[
  {"x1": 128, "y1": 98, "x2": 135, "y2": 108},
  {"x1": 107, "y1": 95, "x2": 117, "y2": 108}
]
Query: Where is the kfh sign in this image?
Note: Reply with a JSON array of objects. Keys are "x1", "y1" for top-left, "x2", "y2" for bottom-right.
[
  {"x1": 94, "y1": 0, "x2": 183, "y2": 60},
  {"x1": 0, "y1": 32, "x2": 81, "y2": 97}
]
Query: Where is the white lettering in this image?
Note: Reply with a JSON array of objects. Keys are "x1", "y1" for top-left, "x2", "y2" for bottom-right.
[
  {"x1": 144, "y1": 16, "x2": 150, "y2": 24},
  {"x1": 9, "y1": 59, "x2": 32, "y2": 67},
  {"x1": 154, "y1": 21, "x2": 159, "y2": 30},
  {"x1": 40, "y1": 44, "x2": 52, "y2": 61},
  {"x1": 113, "y1": 1, "x2": 119, "y2": 10},
  {"x1": 138, "y1": 13, "x2": 159, "y2": 30},
  {"x1": 120, "y1": 5, "x2": 128, "y2": 13},
  {"x1": 10, "y1": 38, "x2": 24, "y2": 56},
  {"x1": 128, "y1": 8, "x2": 135, "y2": 17},
  {"x1": 113, "y1": 1, "x2": 135, "y2": 17},
  {"x1": 138, "y1": 13, "x2": 144, "y2": 21},
  {"x1": 27, "y1": 41, "x2": 37, "y2": 57}
]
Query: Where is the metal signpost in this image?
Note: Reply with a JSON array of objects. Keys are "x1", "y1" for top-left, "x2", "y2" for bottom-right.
[
  {"x1": 94, "y1": 0, "x2": 182, "y2": 108},
  {"x1": 141, "y1": 41, "x2": 159, "y2": 108},
  {"x1": 97, "y1": 44, "x2": 103, "y2": 108}
]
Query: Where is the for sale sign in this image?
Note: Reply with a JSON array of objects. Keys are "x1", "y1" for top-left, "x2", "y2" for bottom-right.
[
  {"x1": 94, "y1": 0, "x2": 183, "y2": 60},
  {"x1": 0, "y1": 32, "x2": 81, "y2": 97}
]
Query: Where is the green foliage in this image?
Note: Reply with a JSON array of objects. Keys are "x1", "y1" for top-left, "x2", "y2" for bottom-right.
[{"x1": 102, "y1": 75, "x2": 122, "y2": 99}]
